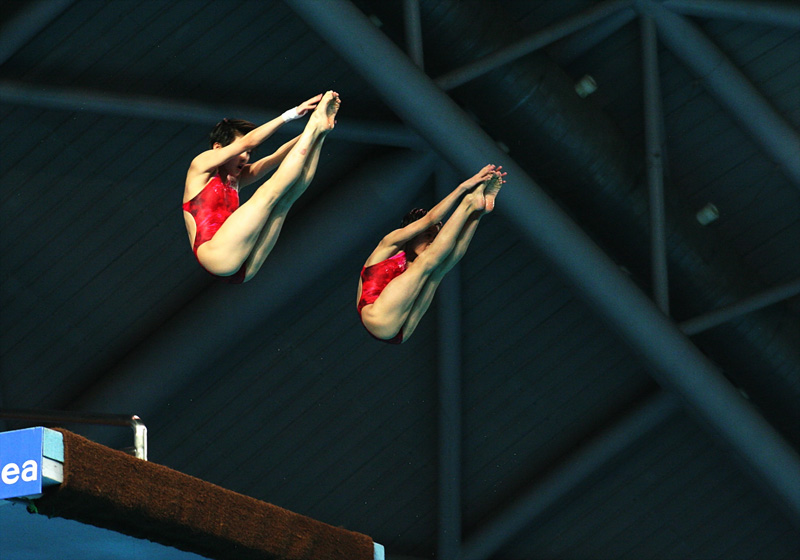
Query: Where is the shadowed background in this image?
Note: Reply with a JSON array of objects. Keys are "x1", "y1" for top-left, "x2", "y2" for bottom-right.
[{"x1": 1, "y1": 1, "x2": 799, "y2": 559}]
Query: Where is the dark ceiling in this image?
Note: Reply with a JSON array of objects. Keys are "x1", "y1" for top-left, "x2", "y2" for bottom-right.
[{"x1": 1, "y1": 1, "x2": 800, "y2": 559}]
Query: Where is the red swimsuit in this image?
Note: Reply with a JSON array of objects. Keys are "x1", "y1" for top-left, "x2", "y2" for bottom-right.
[
  {"x1": 358, "y1": 252, "x2": 407, "y2": 344},
  {"x1": 182, "y1": 174, "x2": 246, "y2": 284}
]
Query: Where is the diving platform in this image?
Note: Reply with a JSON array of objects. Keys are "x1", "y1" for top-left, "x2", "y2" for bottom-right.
[{"x1": 0, "y1": 427, "x2": 384, "y2": 560}]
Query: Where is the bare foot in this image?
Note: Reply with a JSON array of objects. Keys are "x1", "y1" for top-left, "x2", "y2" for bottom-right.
[
  {"x1": 461, "y1": 163, "x2": 498, "y2": 191},
  {"x1": 311, "y1": 90, "x2": 340, "y2": 131},
  {"x1": 466, "y1": 184, "x2": 487, "y2": 213},
  {"x1": 483, "y1": 170, "x2": 505, "y2": 213}
]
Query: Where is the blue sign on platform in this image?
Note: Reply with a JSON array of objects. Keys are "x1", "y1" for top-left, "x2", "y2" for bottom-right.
[{"x1": 0, "y1": 427, "x2": 46, "y2": 499}]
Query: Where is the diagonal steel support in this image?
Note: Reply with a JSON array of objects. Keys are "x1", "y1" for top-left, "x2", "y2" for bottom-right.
[
  {"x1": 638, "y1": 0, "x2": 800, "y2": 190},
  {"x1": 548, "y1": 4, "x2": 638, "y2": 63},
  {"x1": 681, "y1": 277, "x2": 800, "y2": 336},
  {"x1": 663, "y1": 0, "x2": 800, "y2": 28},
  {"x1": 286, "y1": 0, "x2": 800, "y2": 530},
  {"x1": 435, "y1": 0, "x2": 634, "y2": 90},
  {"x1": 461, "y1": 392, "x2": 680, "y2": 560}
]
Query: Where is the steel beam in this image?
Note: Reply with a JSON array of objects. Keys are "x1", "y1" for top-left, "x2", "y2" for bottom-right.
[
  {"x1": 663, "y1": 0, "x2": 800, "y2": 28},
  {"x1": 461, "y1": 393, "x2": 680, "y2": 560},
  {"x1": 403, "y1": 0, "x2": 424, "y2": 69},
  {"x1": 641, "y1": 12, "x2": 670, "y2": 314},
  {"x1": 0, "y1": 80, "x2": 424, "y2": 148},
  {"x1": 286, "y1": 0, "x2": 800, "y2": 528},
  {"x1": 435, "y1": 165, "x2": 463, "y2": 560},
  {"x1": 639, "y1": 0, "x2": 800, "y2": 190},
  {"x1": 681, "y1": 277, "x2": 800, "y2": 336},
  {"x1": 547, "y1": 4, "x2": 638, "y2": 63},
  {"x1": 435, "y1": 0, "x2": 633, "y2": 90}
]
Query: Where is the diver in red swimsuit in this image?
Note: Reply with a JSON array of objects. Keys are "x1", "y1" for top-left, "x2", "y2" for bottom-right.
[
  {"x1": 183, "y1": 91, "x2": 341, "y2": 283},
  {"x1": 358, "y1": 252, "x2": 408, "y2": 344},
  {"x1": 357, "y1": 164, "x2": 506, "y2": 343}
]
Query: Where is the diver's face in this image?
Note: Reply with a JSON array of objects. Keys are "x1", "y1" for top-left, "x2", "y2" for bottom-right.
[
  {"x1": 407, "y1": 225, "x2": 439, "y2": 258},
  {"x1": 215, "y1": 134, "x2": 250, "y2": 177}
]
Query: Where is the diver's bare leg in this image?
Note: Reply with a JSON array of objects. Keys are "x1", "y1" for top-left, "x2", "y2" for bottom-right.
[
  {"x1": 240, "y1": 129, "x2": 332, "y2": 281},
  {"x1": 400, "y1": 210, "x2": 483, "y2": 339},
  {"x1": 196, "y1": 92, "x2": 338, "y2": 278},
  {"x1": 360, "y1": 189, "x2": 484, "y2": 340}
]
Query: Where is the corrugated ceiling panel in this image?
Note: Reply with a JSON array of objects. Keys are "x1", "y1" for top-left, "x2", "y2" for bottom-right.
[
  {"x1": 655, "y1": 40, "x2": 800, "y2": 291},
  {"x1": 556, "y1": 17, "x2": 644, "y2": 143},
  {"x1": 510, "y1": 0, "x2": 600, "y2": 33},
  {"x1": 662, "y1": 21, "x2": 800, "y2": 290},
  {"x1": 2, "y1": 2, "x2": 799, "y2": 559},
  {"x1": 549, "y1": 6, "x2": 800, "y2": 303},
  {"x1": 459, "y1": 217, "x2": 653, "y2": 526},
  {"x1": 501, "y1": 412, "x2": 800, "y2": 559},
  {"x1": 0, "y1": 107, "x2": 205, "y2": 408},
  {"x1": 4, "y1": 0, "x2": 391, "y2": 122}
]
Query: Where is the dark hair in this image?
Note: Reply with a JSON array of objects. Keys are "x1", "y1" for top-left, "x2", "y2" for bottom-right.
[
  {"x1": 401, "y1": 208, "x2": 428, "y2": 227},
  {"x1": 400, "y1": 208, "x2": 442, "y2": 257},
  {"x1": 401, "y1": 208, "x2": 442, "y2": 231},
  {"x1": 209, "y1": 118, "x2": 256, "y2": 148}
]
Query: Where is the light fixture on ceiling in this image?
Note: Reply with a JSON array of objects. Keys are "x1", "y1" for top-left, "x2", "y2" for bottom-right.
[
  {"x1": 575, "y1": 74, "x2": 597, "y2": 98},
  {"x1": 696, "y1": 203, "x2": 719, "y2": 225}
]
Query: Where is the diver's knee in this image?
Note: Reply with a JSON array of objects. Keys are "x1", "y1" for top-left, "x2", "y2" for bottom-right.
[
  {"x1": 197, "y1": 251, "x2": 243, "y2": 278},
  {"x1": 361, "y1": 313, "x2": 400, "y2": 341}
]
